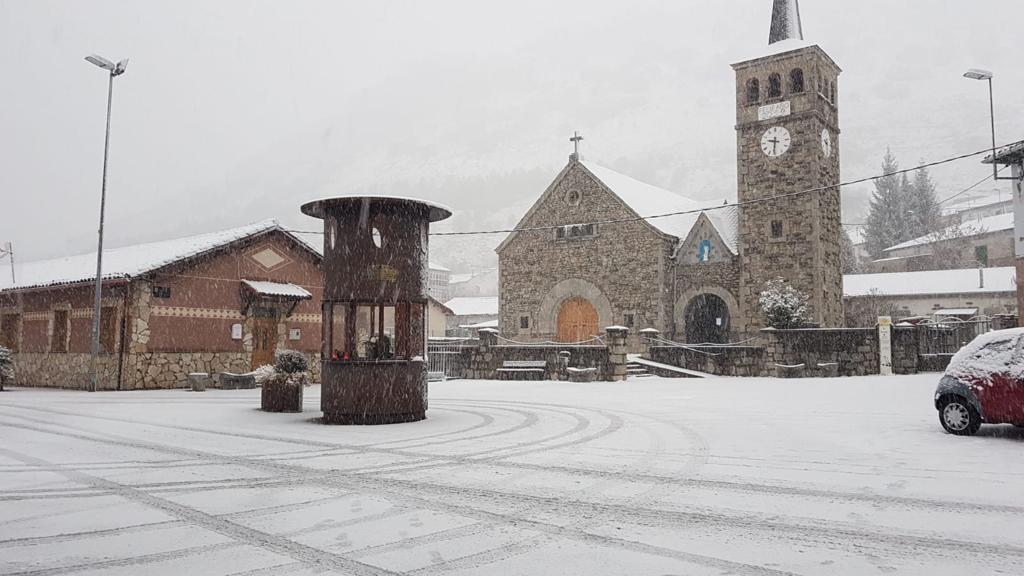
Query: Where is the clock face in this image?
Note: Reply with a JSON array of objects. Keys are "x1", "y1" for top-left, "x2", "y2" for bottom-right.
[
  {"x1": 821, "y1": 129, "x2": 832, "y2": 157},
  {"x1": 760, "y1": 126, "x2": 791, "y2": 158}
]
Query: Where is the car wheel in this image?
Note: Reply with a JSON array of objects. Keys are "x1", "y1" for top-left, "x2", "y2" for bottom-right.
[{"x1": 938, "y1": 396, "x2": 982, "y2": 436}]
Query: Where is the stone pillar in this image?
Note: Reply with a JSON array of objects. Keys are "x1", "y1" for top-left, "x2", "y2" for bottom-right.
[
  {"x1": 474, "y1": 328, "x2": 498, "y2": 379},
  {"x1": 477, "y1": 328, "x2": 498, "y2": 348},
  {"x1": 605, "y1": 326, "x2": 629, "y2": 381},
  {"x1": 638, "y1": 328, "x2": 659, "y2": 359}
]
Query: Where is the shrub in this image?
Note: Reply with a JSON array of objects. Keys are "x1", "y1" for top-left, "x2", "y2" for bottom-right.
[
  {"x1": 252, "y1": 364, "x2": 277, "y2": 385},
  {"x1": 0, "y1": 346, "x2": 13, "y2": 390},
  {"x1": 759, "y1": 277, "x2": 810, "y2": 329},
  {"x1": 274, "y1": 349, "x2": 308, "y2": 374}
]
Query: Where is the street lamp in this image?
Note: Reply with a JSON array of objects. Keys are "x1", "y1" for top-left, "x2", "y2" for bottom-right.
[
  {"x1": 962, "y1": 68, "x2": 1010, "y2": 182},
  {"x1": 85, "y1": 53, "x2": 128, "y2": 392}
]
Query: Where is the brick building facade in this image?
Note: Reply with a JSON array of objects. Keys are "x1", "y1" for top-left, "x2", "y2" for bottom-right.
[
  {"x1": 498, "y1": 2, "x2": 844, "y2": 346},
  {"x1": 0, "y1": 220, "x2": 324, "y2": 389}
]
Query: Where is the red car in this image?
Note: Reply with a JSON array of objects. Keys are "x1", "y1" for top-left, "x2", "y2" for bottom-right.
[{"x1": 935, "y1": 328, "x2": 1024, "y2": 435}]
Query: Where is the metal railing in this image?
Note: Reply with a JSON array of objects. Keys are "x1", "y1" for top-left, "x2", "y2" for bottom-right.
[
  {"x1": 426, "y1": 338, "x2": 476, "y2": 381},
  {"x1": 915, "y1": 316, "x2": 992, "y2": 356}
]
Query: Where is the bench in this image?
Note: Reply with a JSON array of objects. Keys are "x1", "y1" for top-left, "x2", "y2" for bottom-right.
[
  {"x1": 219, "y1": 372, "x2": 258, "y2": 389},
  {"x1": 496, "y1": 360, "x2": 546, "y2": 380},
  {"x1": 566, "y1": 366, "x2": 597, "y2": 383}
]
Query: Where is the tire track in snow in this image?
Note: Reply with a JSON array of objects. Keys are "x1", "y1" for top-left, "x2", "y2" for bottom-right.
[{"x1": 0, "y1": 445, "x2": 401, "y2": 576}]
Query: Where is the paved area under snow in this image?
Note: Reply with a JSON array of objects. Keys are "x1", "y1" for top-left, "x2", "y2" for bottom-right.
[{"x1": 1, "y1": 375, "x2": 1023, "y2": 575}]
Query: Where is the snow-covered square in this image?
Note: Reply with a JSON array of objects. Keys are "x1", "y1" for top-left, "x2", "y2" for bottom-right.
[{"x1": 2, "y1": 375, "x2": 1023, "y2": 575}]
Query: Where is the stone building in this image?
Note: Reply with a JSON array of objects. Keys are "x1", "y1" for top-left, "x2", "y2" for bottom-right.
[
  {"x1": 0, "y1": 220, "x2": 323, "y2": 389},
  {"x1": 498, "y1": 0, "x2": 844, "y2": 346}
]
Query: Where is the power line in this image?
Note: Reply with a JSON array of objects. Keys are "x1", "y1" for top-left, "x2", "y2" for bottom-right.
[
  {"x1": 286, "y1": 139, "x2": 1023, "y2": 238},
  {"x1": 937, "y1": 165, "x2": 1008, "y2": 206}
]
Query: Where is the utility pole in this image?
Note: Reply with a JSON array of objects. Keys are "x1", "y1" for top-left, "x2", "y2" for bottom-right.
[{"x1": 0, "y1": 242, "x2": 13, "y2": 285}]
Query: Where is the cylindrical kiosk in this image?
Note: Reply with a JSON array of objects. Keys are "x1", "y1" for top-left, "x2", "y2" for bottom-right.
[{"x1": 301, "y1": 195, "x2": 451, "y2": 424}]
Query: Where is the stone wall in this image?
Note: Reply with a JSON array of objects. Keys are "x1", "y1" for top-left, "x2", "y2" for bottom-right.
[
  {"x1": 442, "y1": 328, "x2": 627, "y2": 381},
  {"x1": 891, "y1": 327, "x2": 918, "y2": 375},
  {"x1": 763, "y1": 328, "x2": 879, "y2": 377},
  {"x1": 649, "y1": 346, "x2": 766, "y2": 377},
  {"x1": 12, "y1": 354, "x2": 120, "y2": 389}
]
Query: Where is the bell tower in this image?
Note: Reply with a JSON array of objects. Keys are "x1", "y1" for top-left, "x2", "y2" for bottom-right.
[{"x1": 733, "y1": 0, "x2": 843, "y2": 329}]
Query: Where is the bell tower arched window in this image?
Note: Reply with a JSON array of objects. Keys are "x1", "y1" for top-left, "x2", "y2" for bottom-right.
[
  {"x1": 746, "y1": 78, "x2": 760, "y2": 104},
  {"x1": 768, "y1": 73, "x2": 782, "y2": 98},
  {"x1": 789, "y1": 68, "x2": 804, "y2": 93}
]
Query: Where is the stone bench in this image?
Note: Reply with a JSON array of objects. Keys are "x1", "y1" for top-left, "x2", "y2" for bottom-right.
[
  {"x1": 496, "y1": 360, "x2": 546, "y2": 380},
  {"x1": 219, "y1": 372, "x2": 257, "y2": 389},
  {"x1": 566, "y1": 366, "x2": 597, "y2": 382}
]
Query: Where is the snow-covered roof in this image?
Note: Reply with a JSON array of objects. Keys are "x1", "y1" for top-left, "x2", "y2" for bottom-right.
[
  {"x1": 300, "y1": 195, "x2": 452, "y2": 222},
  {"x1": 241, "y1": 280, "x2": 312, "y2": 299},
  {"x1": 444, "y1": 296, "x2": 499, "y2": 317},
  {"x1": 934, "y1": 308, "x2": 978, "y2": 316},
  {"x1": 732, "y1": 38, "x2": 816, "y2": 67},
  {"x1": 580, "y1": 161, "x2": 738, "y2": 252},
  {"x1": 884, "y1": 212, "x2": 1013, "y2": 252},
  {"x1": 982, "y1": 140, "x2": 1024, "y2": 164},
  {"x1": 460, "y1": 319, "x2": 499, "y2": 329},
  {"x1": 843, "y1": 267, "x2": 1016, "y2": 297},
  {"x1": 449, "y1": 273, "x2": 474, "y2": 284},
  {"x1": 429, "y1": 262, "x2": 450, "y2": 272},
  {"x1": 1, "y1": 220, "x2": 311, "y2": 292}
]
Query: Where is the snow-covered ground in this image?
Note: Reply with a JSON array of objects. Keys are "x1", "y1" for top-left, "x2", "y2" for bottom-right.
[{"x1": 2, "y1": 374, "x2": 1023, "y2": 575}]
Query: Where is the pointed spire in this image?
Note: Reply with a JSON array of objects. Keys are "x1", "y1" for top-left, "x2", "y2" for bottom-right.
[{"x1": 769, "y1": 0, "x2": 803, "y2": 44}]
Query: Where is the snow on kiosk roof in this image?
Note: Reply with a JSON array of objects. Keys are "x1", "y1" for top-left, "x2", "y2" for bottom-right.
[
  {"x1": 444, "y1": 296, "x2": 499, "y2": 317},
  {"x1": 300, "y1": 195, "x2": 452, "y2": 222},
  {"x1": 0, "y1": 219, "x2": 314, "y2": 292}
]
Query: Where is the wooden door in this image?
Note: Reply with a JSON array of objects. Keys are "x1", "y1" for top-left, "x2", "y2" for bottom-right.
[
  {"x1": 252, "y1": 316, "x2": 277, "y2": 367},
  {"x1": 557, "y1": 297, "x2": 598, "y2": 343}
]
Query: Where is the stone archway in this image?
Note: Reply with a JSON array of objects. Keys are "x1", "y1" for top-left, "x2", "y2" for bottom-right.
[
  {"x1": 557, "y1": 297, "x2": 599, "y2": 342},
  {"x1": 675, "y1": 286, "x2": 739, "y2": 343},
  {"x1": 536, "y1": 278, "x2": 613, "y2": 338},
  {"x1": 683, "y1": 294, "x2": 730, "y2": 344}
]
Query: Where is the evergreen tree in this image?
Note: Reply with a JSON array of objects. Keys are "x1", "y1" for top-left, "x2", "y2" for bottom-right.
[
  {"x1": 759, "y1": 278, "x2": 810, "y2": 329},
  {"x1": 864, "y1": 149, "x2": 908, "y2": 259},
  {"x1": 840, "y1": 229, "x2": 859, "y2": 274},
  {"x1": 905, "y1": 163, "x2": 942, "y2": 239}
]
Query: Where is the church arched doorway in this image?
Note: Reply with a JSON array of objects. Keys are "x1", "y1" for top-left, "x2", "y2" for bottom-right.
[
  {"x1": 684, "y1": 294, "x2": 730, "y2": 344},
  {"x1": 557, "y1": 297, "x2": 599, "y2": 342}
]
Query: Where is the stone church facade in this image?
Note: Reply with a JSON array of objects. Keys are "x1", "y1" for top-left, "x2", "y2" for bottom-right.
[{"x1": 498, "y1": 0, "x2": 844, "y2": 348}]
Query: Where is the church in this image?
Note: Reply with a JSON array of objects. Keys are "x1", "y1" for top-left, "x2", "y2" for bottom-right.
[{"x1": 497, "y1": 0, "x2": 843, "y2": 349}]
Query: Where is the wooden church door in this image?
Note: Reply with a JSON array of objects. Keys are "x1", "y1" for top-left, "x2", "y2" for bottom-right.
[{"x1": 557, "y1": 297, "x2": 598, "y2": 343}]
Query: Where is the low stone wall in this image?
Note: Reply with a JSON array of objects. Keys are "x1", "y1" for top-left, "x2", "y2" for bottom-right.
[
  {"x1": 440, "y1": 328, "x2": 627, "y2": 381},
  {"x1": 12, "y1": 350, "x2": 322, "y2": 390},
  {"x1": 649, "y1": 346, "x2": 766, "y2": 377},
  {"x1": 12, "y1": 353, "x2": 120, "y2": 390},
  {"x1": 891, "y1": 327, "x2": 918, "y2": 375},
  {"x1": 763, "y1": 328, "x2": 879, "y2": 377}
]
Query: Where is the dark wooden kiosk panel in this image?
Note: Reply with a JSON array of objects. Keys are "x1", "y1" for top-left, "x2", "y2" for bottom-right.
[{"x1": 301, "y1": 195, "x2": 451, "y2": 424}]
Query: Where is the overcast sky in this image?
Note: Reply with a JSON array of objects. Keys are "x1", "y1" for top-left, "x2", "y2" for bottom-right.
[{"x1": 2, "y1": 0, "x2": 1022, "y2": 269}]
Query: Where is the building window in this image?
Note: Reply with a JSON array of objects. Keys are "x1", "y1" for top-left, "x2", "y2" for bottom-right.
[
  {"x1": 564, "y1": 189, "x2": 582, "y2": 206},
  {"x1": 789, "y1": 68, "x2": 804, "y2": 93},
  {"x1": 828, "y1": 80, "x2": 836, "y2": 103},
  {"x1": 623, "y1": 313, "x2": 635, "y2": 327},
  {"x1": 771, "y1": 220, "x2": 784, "y2": 238},
  {"x1": 768, "y1": 73, "x2": 782, "y2": 98},
  {"x1": 152, "y1": 286, "x2": 171, "y2": 299},
  {"x1": 51, "y1": 310, "x2": 69, "y2": 353},
  {"x1": 556, "y1": 223, "x2": 597, "y2": 241},
  {"x1": 0, "y1": 313, "x2": 19, "y2": 352},
  {"x1": 746, "y1": 78, "x2": 760, "y2": 103},
  {"x1": 520, "y1": 316, "x2": 530, "y2": 329},
  {"x1": 100, "y1": 306, "x2": 118, "y2": 354},
  {"x1": 975, "y1": 245, "x2": 989, "y2": 267}
]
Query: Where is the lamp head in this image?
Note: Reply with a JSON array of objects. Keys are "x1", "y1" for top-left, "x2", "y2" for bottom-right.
[
  {"x1": 85, "y1": 54, "x2": 115, "y2": 71},
  {"x1": 963, "y1": 68, "x2": 994, "y2": 81}
]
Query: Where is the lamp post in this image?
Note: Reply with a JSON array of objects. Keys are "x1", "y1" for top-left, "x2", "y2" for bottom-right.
[
  {"x1": 85, "y1": 54, "x2": 128, "y2": 392},
  {"x1": 962, "y1": 69, "x2": 1003, "y2": 182}
]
